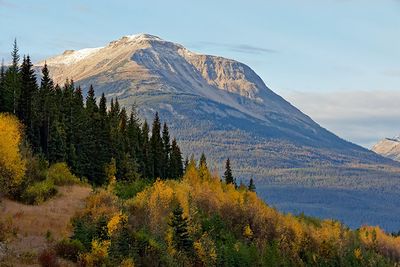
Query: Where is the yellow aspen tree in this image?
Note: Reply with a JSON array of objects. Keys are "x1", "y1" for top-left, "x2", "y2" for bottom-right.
[{"x1": 0, "y1": 114, "x2": 26, "y2": 195}]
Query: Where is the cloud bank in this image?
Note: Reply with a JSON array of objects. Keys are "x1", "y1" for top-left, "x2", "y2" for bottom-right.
[{"x1": 281, "y1": 90, "x2": 400, "y2": 148}]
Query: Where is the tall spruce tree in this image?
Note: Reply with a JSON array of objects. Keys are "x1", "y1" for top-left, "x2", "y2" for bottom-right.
[
  {"x1": 224, "y1": 158, "x2": 235, "y2": 185},
  {"x1": 127, "y1": 105, "x2": 142, "y2": 171},
  {"x1": 83, "y1": 85, "x2": 106, "y2": 184},
  {"x1": 48, "y1": 120, "x2": 67, "y2": 162},
  {"x1": 248, "y1": 178, "x2": 256, "y2": 192},
  {"x1": 69, "y1": 87, "x2": 86, "y2": 176},
  {"x1": 85, "y1": 85, "x2": 98, "y2": 114},
  {"x1": 169, "y1": 138, "x2": 183, "y2": 179},
  {"x1": 198, "y1": 152, "x2": 210, "y2": 180},
  {"x1": 169, "y1": 204, "x2": 193, "y2": 253},
  {"x1": 4, "y1": 39, "x2": 21, "y2": 113},
  {"x1": 97, "y1": 93, "x2": 112, "y2": 183},
  {"x1": 18, "y1": 55, "x2": 38, "y2": 146},
  {"x1": 162, "y1": 122, "x2": 171, "y2": 178},
  {"x1": 150, "y1": 112, "x2": 163, "y2": 179},
  {"x1": 36, "y1": 63, "x2": 55, "y2": 158}
]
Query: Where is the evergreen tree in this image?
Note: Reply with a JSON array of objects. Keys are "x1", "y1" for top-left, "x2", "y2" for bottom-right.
[
  {"x1": 48, "y1": 120, "x2": 67, "y2": 162},
  {"x1": 248, "y1": 178, "x2": 256, "y2": 192},
  {"x1": 97, "y1": 93, "x2": 112, "y2": 182},
  {"x1": 3, "y1": 39, "x2": 21, "y2": 113},
  {"x1": 99, "y1": 93, "x2": 107, "y2": 116},
  {"x1": 18, "y1": 55, "x2": 38, "y2": 145},
  {"x1": 162, "y1": 122, "x2": 171, "y2": 178},
  {"x1": 82, "y1": 85, "x2": 108, "y2": 184},
  {"x1": 85, "y1": 85, "x2": 98, "y2": 114},
  {"x1": 69, "y1": 86, "x2": 87, "y2": 176},
  {"x1": 149, "y1": 112, "x2": 163, "y2": 179},
  {"x1": 198, "y1": 152, "x2": 210, "y2": 180},
  {"x1": 119, "y1": 107, "x2": 128, "y2": 134},
  {"x1": 141, "y1": 120, "x2": 151, "y2": 178},
  {"x1": 118, "y1": 153, "x2": 139, "y2": 181},
  {"x1": 224, "y1": 158, "x2": 235, "y2": 185},
  {"x1": 109, "y1": 98, "x2": 121, "y2": 159},
  {"x1": 169, "y1": 138, "x2": 183, "y2": 179},
  {"x1": 168, "y1": 204, "x2": 193, "y2": 253},
  {"x1": 36, "y1": 63, "x2": 55, "y2": 158},
  {"x1": 127, "y1": 105, "x2": 142, "y2": 172}
]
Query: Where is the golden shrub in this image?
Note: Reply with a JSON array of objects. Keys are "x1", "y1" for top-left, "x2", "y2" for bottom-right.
[
  {"x1": 107, "y1": 211, "x2": 127, "y2": 236},
  {"x1": 359, "y1": 226, "x2": 400, "y2": 261},
  {"x1": 81, "y1": 189, "x2": 119, "y2": 220},
  {"x1": 194, "y1": 232, "x2": 217, "y2": 266}
]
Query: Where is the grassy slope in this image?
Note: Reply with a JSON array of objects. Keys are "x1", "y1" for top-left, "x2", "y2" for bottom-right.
[{"x1": 0, "y1": 185, "x2": 91, "y2": 266}]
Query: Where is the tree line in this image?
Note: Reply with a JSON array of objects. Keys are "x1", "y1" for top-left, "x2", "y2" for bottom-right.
[{"x1": 0, "y1": 40, "x2": 184, "y2": 185}]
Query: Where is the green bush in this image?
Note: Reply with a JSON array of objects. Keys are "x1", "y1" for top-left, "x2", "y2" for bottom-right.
[
  {"x1": 22, "y1": 179, "x2": 57, "y2": 204},
  {"x1": 114, "y1": 180, "x2": 150, "y2": 200},
  {"x1": 54, "y1": 238, "x2": 84, "y2": 262},
  {"x1": 47, "y1": 162, "x2": 80, "y2": 186}
]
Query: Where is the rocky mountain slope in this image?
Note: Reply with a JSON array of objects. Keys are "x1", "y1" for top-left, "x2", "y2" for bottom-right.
[
  {"x1": 372, "y1": 137, "x2": 400, "y2": 161},
  {"x1": 37, "y1": 34, "x2": 390, "y2": 171}
]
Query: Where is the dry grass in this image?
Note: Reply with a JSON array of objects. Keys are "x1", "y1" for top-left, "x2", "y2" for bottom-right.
[{"x1": 0, "y1": 185, "x2": 92, "y2": 266}]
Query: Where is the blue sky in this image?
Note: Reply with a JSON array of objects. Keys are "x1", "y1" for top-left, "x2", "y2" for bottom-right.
[{"x1": 0, "y1": 0, "x2": 399, "y2": 147}]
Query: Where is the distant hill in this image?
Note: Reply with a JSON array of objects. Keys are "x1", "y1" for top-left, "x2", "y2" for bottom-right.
[{"x1": 372, "y1": 137, "x2": 400, "y2": 162}]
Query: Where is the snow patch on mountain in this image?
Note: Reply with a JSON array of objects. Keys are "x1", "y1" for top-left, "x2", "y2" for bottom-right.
[{"x1": 43, "y1": 47, "x2": 104, "y2": 66}]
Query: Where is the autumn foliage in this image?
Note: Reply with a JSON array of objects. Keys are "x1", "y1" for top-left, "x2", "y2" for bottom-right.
[
  {"x1": 0, "y1": 113, "x2": 26, "y2": 196},
  {"x1": 65, "y1": 158, "x2": 400, "y2": 266}
]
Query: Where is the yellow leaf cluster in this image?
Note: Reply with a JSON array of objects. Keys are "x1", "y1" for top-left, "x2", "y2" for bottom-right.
[
  {"x1": 81, "y1": 189, "x2": 119, "y2": 220},
  {"x1": 359, "y1": 226, "x2": 400, "y2": 261},
  {"x1": 120, "y1": 258, "x2": 135, "y2": 267},
  {"x1": 107, "y1": 211, "x2": 127, "y2": 236},
  {"x1": 243, "y1": 224, "x2": 253, "y2": 239},
  {"x1": 0, "y1": 114, "x2": 26, "y2": 194},
  {"x1": 354, "y1": 248, "x2": 362, "y2": 260},
  {"x1": 79, "y1": 239, "x2": 110, "y2": 266},
  {"x1": 194, "y1": 232, "x2": 217, "y2": 266}
]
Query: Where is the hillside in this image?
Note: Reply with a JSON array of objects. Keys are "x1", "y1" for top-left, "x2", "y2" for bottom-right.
[
  {"x1": 0, "y1": 185, "x2": 91, "y2": 266},
  {"x1": 372, "y1": 137, "x2": 400, "y2": 161}
]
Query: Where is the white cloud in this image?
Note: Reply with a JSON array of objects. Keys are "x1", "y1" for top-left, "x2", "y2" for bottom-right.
[{"x1": 281, "y1": 90, "x2": 400, "y2": 148}]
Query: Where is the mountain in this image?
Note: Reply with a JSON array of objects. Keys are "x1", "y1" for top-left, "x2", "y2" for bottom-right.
[
  {"x1": 372, "y1": 137, "x2": 400, "y2": 161},
  {"x1": 37, "y1": 34, "x2": 400, "y2": 231},
  {"x1": 37, "y1": 34, "x2": 389, "y2": 168}
]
